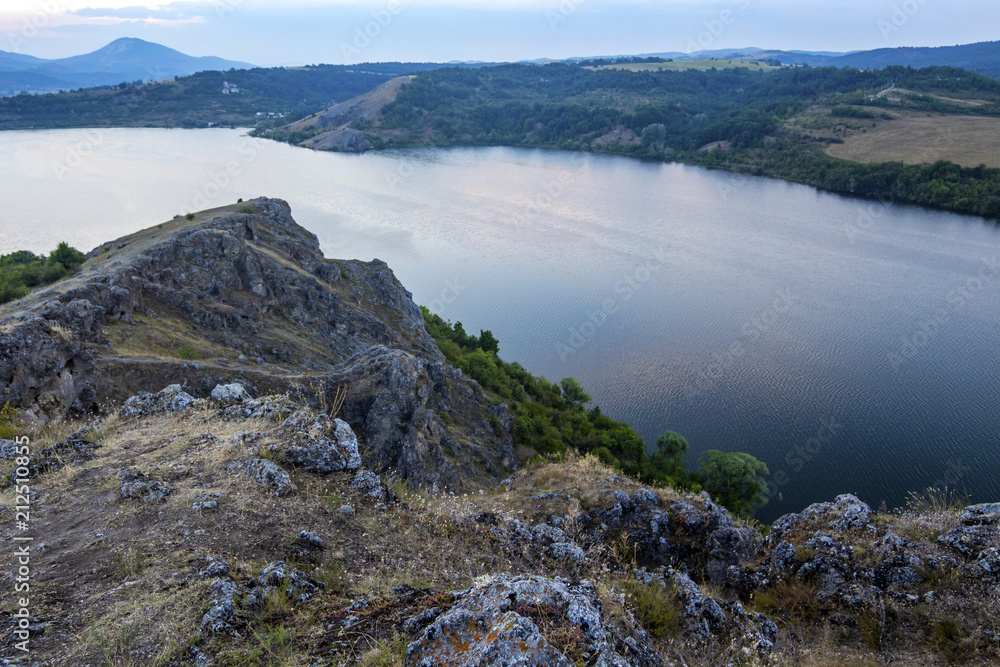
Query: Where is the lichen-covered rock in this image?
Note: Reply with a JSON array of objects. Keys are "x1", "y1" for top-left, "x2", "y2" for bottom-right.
[
  {"x1": 244, "y1": 561, "x2": 325, "y2": 608},
  {"x1": 201, "y1": 577, "x2": 240, "y2": 635},
  {"x1": 117, "y1": 467, "x2": 171, "y2": 502},
  {"x1": 351, "y1": 469, "x2": 398, "y2": 506},
  {"x1": 228, "y1": 459, "x2": 297, "y2": 497},
  {"x1": 406, "y1": 574, "x2": 648, "y2": 667},
  {"x1": 960, "y1": 503, "x2": 1000, "y2": 526},
  {"x1": 199, "y1": 557, "x2": 231, "y2": 579},
  {"x1": 938, "y1": 524, "x2": 999, "y2": 557},
  {"x1": 120, "y1": 385, "x2": 196, "y2": 419},
  {"x1": 547, "y1": 542, "x2": 586, "y2": 564},
  {"x1": 210, "y1": 382, "x2": 251, "y2": 404},
  {"x1": 265, "y1": 411, "x2": 361, "y2": 474}
]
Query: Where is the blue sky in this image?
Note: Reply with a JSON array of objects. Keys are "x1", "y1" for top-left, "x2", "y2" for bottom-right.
[{"x1": 1, "y1": 0, "x2": 998, "y2": 66}]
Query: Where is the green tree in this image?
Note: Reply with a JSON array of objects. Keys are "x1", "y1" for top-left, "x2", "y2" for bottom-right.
[
  {"x1": 697, "y1": 450, "x2": 769, "y2": 517},
  {"x1": 640, "y1": 123, "x2": 667, "y2": 149},
  {"x1": 478, "y1": 329, "x2": 500, "y2": 354},
  {"x1": 649, "y1": 431, "x2": 688, "y2": 476},
  {"x1": 48, "y1": 241, "x2": 85, "y2": 271},
  {"x1": 559, "y1": 377, "x2": 592, "y2": 406}
]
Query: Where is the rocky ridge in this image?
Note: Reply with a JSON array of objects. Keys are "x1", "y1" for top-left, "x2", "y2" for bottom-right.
[{"x1": 0, "y1": 198, "x2": 514, "y2": 491}]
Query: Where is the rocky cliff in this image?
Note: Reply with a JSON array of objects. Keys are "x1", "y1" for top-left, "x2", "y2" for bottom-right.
[{"x1": 0, "y1": 198, "x2": 515, "y2": 490}]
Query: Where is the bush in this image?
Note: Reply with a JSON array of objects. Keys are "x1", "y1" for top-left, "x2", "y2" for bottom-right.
[{"x1": 0, "y1": 242, "x2": 85, "y2": 305}]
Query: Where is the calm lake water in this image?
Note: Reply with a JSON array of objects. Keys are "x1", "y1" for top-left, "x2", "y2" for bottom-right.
[{"x1": 2, "y1": 128, "x2": 999, "y2": 521}]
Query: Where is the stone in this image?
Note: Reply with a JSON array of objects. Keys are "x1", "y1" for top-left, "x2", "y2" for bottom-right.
[
  {"x1": 228, "y1": 459, "x2": 297, "y2": 497},
  {"x1": 120, "y1": 385, "x2": 197, "y2": 419},
  {"x1": 210, "y1": 382, "x2": 251, "y2": 404},
  {"x1": 547, "y1": 542, "x2": 586, "y2": 564},
  {"x1": 244, "y1": 561, "x2": 325, "y2": 608},
  {"x1": 266, "y1": 412, "x2": 361, "y2": 474},
  {"x1": 192, "y1": 500, "x2": 218, "y2": 511},
  {"x1": 938, "y1": 524, "x2": 999, "y2": 557},
  {"x1": 405, "y1": 575, "x2": 641, "y2": 667},
  {"x1": 117, "y1": 467, "x2": 171, "y2": 502},
  {"x1": 960, "y1": 503, "x2": 1000, "y2": 525},
  {"x1": 201, "y1": 577, "x2": 240, "y2": 635}
]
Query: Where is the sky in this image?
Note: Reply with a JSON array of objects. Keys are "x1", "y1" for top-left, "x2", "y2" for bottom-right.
[{"x1": 1, "y1": 0, "x2": 998, "y2": 66}]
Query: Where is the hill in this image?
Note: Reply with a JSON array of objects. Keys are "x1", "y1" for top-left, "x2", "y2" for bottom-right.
[
  {"x1": 258, "y1": 62, "x2": 1000, "y2": 219},
  {"x1": 0, "y1": 37, "x2": 254, "y2": 96},
  {"x1": 757, "y1": 41, "x2": 1000, "y2": 80},
  {"x1": 0, "y1": 198, "x2": 1000, "y2": 667},
  {"x1": 0, "y1": 63, "x2": 444, "y2": 130},
  {"x1": 0, "y1": 199, "x2": 997, "y2": 665}
]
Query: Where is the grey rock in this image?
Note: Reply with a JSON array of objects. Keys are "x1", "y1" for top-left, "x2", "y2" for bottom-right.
[
  {"x1": 120, "y1": 384, "x2": 197, "y2": 419},
  {"x1": 245, "y1": 561, "x2": 325, "y2": 608},
  {"x1": 192, "y1": 500, "x2": 218, "y2": 511},
  {"x1": 547, "y1": 542, "x2": 586, "y2": 563},
  {"x1": 405, "y1": 574, "x2": 642, "y2": 667},
  {"x1": 228, "y1": 458, "x2": 297, "y2": 497},
  {"x1": 960, "y1": 503, "x2": 1000, "y2": 525},
  {"x1": 201, "y1": 577, "x2": 240, "y2": 635},
  {"x1": 938, "y1": 524, "x2": 999, "y2": 557},
  {"x1": 211, "y1": 382, "x2": 251, "y2": 404},
  {"x1": 199, "y1": 557, "x2": 231, "y2": 579},
  {"x1": 266, "y1": 412, "x2": 361, "y2": 474},
  {"x1": 117, "y1": 467, "x2": 171, "y2": 502},
  {"x1": 336, "y1": 503, "x2": 355, "y2": 516}
]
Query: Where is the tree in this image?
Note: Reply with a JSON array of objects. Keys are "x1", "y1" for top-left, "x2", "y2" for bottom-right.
[
  {"x1": 478, "y1": 329, "x2": 499, "y2": 354},
  {"x1": 559, "y1": 377, "x2": 592, "y2": 406},
  {"x1": 48, "y1": 242, "x2": 85, "y2": 271},
  {"x1": 649, "y1": 431, "x2": 688, "y2": 477},
  {"x1": 697, "y1": 450, "x2": 769, "y2": 517},
  {"x1": 640, "y1": 123, "x2": 667, "y2": 149}
]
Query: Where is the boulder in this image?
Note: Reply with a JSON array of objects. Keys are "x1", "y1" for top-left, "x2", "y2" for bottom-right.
[
  {"x1": 117, "y1": 467, "x2": 171, "y2": 502},
  {"x1": 405, "y1": 575, "x2": 648, "y2": 667},
  {"x1": 210, "y1": 382, "x2": 251, "y2": 404},
  {"x1": 265, "y1": 411, "x2": 362, "y2": 474},
  {"x1": 228, "y1": 459, "x2": 297, "y2": 497}
]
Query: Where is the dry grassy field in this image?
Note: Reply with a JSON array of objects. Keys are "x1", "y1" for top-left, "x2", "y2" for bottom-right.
[{"x1": 825, "y1": 114, "x2": 1000, "y2": 168}]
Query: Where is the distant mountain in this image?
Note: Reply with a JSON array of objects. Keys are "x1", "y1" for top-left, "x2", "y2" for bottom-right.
[
  {"x1": 0, "y1": 37, "x2": 254, "y2": 96},
  {"x1": 760, "y1": 41, "x2": 1000, "y2": 79}
]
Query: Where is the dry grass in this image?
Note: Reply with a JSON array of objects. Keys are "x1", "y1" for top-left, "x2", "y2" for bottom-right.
[{"x1": 825, "y1": 113, "x2": 1000, "y2": 168}]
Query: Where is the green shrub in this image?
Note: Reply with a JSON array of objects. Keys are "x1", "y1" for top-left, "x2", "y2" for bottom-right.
[
  {"x1": 175, "y1": 343, "x2": 200, "y2": 360},
  {"x1": 0, "y1": 242, "x2": 85, "y2": 305},
  {"x1": 622, "y1": 579, "x2": 680, "y2": 638}
]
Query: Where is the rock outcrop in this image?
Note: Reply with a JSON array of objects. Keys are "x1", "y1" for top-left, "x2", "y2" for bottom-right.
[{"x1": 0, "y1": 198, "x2": 515, "y2": 490}]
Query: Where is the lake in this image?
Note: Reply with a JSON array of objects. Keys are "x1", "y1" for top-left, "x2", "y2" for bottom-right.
[{"x1": 2, "y1": 127, "x2": 999, "y2": 521}]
